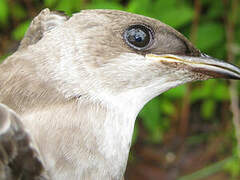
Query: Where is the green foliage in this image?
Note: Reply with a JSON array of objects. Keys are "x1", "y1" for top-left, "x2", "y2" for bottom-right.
[
  {"x1": 225, "y1": 156, "x2": 240, "y2": 178},
  {"x1": 204, "y1": 1, "x2": 224, "y2": 20},
  {"x1": 44, "y1": 0, "x2": 83, "y2": 14},
  {"x1": 164, "y1": 85, "x2": 187, "y2": 99},
  {"x1": 127, "y1": 0, "x2": 154, "y2": 17},
  {"x1": 139, "y1": 98, "x2": 163, "y2": 143},
  {"x1": 127, "y1": 0, "x2": 193, "y2": 28},
  {"x1": 44, "y1": 0, "x2": 58, "y2": 7},
  {"x1": 0, "y1": 0, "x2": 9, "y2": 25},
  {"x1": 179, "y1": 156, "x2": 234, "y2": 180},
  {"x1": 87, "y1": 0, "x2": 124, "y2": 10},
  {"x1": 139, "y1": 98, "x2": 171, "y2": 143},
  {"x1": 224, "y1": 126, "x2": 240, "y2": 178},
  {"x1": 10, "y1": 3, "x2": 27, "y2": 21},
  {"x1": 196, "y1": 23, "x2": 224, "y2": 51},
  {"x1": 11, "y1": 20, "x2": 30, "y2": 40},
  {"x1": 201, "y1": 99, "x2": 216, "y2": 119},
  {"x1": 157, "y1": 6, "x2": 194, "y2": 28}
]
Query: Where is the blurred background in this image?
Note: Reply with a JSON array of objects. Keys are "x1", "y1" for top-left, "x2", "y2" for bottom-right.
[{"x1": 0, "y1": 0, "x2": 240, "y2": 179}]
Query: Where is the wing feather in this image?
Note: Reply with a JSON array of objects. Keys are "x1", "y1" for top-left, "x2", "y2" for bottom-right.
[{"x1": 0, "y1": 104, "x2": 49, "y2": 180}]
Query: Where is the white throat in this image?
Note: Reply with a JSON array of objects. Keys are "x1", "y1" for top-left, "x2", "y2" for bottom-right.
[{"x1": 21, "y1": 90, "x2": 144, "y2": 180}]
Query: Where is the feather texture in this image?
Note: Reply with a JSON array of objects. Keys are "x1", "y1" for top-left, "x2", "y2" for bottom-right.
[{"x1": 0, "y1": 104, "x2": 49, "y2": 180}]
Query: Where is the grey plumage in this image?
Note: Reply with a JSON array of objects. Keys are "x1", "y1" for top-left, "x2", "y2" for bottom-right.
[
  {"x1": 19, "y1": 9, "x2": 68, "y2": 50},
  {"x1": 0, "y1": 104, "x2": 49, "y2": 180},
  {"x1": 0, "y1": 8, "x2": 240, "y2": 180}
]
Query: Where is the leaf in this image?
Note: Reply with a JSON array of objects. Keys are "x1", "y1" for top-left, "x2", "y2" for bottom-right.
[
  {"x1": 139, "y1": 98, "x2": 167, "y2": 143},
  {"x1": 139, "y1": 98, "x2": 161, "y2": 130},
  {"x1": 87, "y1": 2, "x2": 124, "y2": 10},
  {"x1": 54, "y1": 0, "x2": 83, "y2": 13},
  {"x1": 157, "y1": 6, "x2": 194, "y2": 28},
  {"x1": 126, "y1": 0, "x2": 154, "y2": 17},
  {"x1": 224, "y1": 157, "x2": 240, "y2": 178},
  {"x1": 212, "y1": 81, "x2": 230, "y2": 101},
  {"x1": 164, "y1": 85, "x2": 186, "y2": 99},
  {"x1": 191, "y1": 80, "x2": 229, "y2": 102},
  {"x1": 56, "y1": 0, "x2": 74, "y2": 15},
  {"x1": 151, "y1": 128, "x2": 164, "y2": 143},
  {"x1": 201, "y1": 99, "x2": 216, "y2": 120},
  {"x1": 72, "y1": 0, "x2": 83, "y2": 11},
  {"x1": 191, "y1": 87, "x2": 210, "y2": 103},
  {"x1": 44, "y1": 0, "x2": 58, "y2": 7},
  {"x1": 206, "y1": 1, "x2": 224, "y2": 19},
  {"x1": 12, "y1": 21, "x2": 30, "y2": 40},
  {"x1": 153, "y1": 0, "x2": 177, "y2": 10},
  {"x1": 196, "y1": 23, "x2": 224, "y2": 51},
  {"x1": 160, "y1": 99, "x2": 176, "y2": 115},
  {"x1": 190, "y1": 80, "x2": 215, "y2": 103},
  {"x1": 10, "y1": 3, "x2": 27, "y2": 20},
  {"x1": 0, "y1": 0, "x2": 9, "y2": 25}
]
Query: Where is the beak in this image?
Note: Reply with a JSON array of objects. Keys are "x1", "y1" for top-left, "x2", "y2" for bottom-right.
[{"x1": 146, "y1": 53, "x2": 240, "y2": 80}]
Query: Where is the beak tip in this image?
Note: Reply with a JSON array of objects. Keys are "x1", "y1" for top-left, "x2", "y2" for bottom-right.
[
  {"x1": 194, "y1": 54, "x2": 240, "y2": 81},
  {"x1": 229, "y1": 75, "x2": 240, "y2": 80}
]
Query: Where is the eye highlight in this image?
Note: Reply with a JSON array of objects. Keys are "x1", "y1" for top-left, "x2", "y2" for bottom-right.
[{"x1": 124, "y1": 25, "x2": 153, "y2": 50}]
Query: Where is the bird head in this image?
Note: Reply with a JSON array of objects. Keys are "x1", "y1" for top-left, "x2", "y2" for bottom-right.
[{"x1": 27, "y1": 9, "x2": 240, "y2": 108}]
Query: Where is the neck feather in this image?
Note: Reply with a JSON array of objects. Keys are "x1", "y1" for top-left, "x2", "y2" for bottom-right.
[{"x1": 19, "y1": 94, "x2": 139, "y2": 179}]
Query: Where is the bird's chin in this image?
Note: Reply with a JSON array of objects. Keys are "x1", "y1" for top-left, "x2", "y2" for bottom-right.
[{"x1": 146, "y1": 53, "x2": 240, "y2": 80}]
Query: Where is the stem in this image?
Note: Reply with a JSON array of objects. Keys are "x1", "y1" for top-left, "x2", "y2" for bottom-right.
[
  {"x1": 179, "y1": 0, "x2": 201, "y2": 137},
  {"x1": 223, "y1": 0, "x2": 240, "y2": 155},
  {"x1": 178, "y1": 157, "x2": 234, "y2": 180}
]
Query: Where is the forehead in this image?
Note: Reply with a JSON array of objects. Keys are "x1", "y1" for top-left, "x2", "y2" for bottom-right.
[
  {"x1": 75, "y1": 10, "x2": 168, "y2": 31},
  {"x1": 76, "y1": 9, "x2": 191, "y2": 39},
  {"x1": 68, "y1": 10, "x2": 199, "y2": 61}
]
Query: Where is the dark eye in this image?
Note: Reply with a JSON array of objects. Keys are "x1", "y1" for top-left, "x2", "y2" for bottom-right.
[{"x1": 124, "y1": 25, "x2": 153, "y2": 50}]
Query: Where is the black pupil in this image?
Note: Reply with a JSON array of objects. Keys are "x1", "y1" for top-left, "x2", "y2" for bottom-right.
[{"x1": 125, "y1": 25, "x2": 151, "y2": 49}]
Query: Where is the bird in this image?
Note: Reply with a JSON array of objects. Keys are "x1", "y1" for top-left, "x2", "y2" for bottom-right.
[{"x1": 0, "y1": 8, "x2": 240, "y2": 180}]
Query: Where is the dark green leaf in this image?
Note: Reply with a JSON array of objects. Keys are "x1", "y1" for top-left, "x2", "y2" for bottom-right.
[
  {"x1": 126, "y1": 0, "x2": 153, "y2": 17},
  {"x1": 10, "y1": 3, "x2": 27, "y2": 20},
  {"x1": 164, "y1": 85, "x2": 186, "y2": 99},
  {"x1": 56, "y1": 0, "x2": 74, "y2": 15},
  {"x1": 12, "y1": 21, "x2": 30, "y2": 40},
  {"x1": 87, "y1": 2, "x2": 123, "y2": 10},
  {"x1": 44, "y1": 0, "x2": 57, "y2": 7},
  {"x1": 196, "y1": 23, "x2": 224, "y2": 51},
  {"x1": 212, "y1": 82, "x2": 230, "y2": 101},
  {"x1": 160, "y1": 99, "x2": 176, "y2": 115},
  {"x1": 157, "y1": 6, "x2": 194, "y2": 28},
  {"x1": 139, "y1": 98, "x2": 163, "y2": 142},
  {"x1": 201, "y1": 99, "x2": 216, "y2": 119},
  {"x1": 0, "y1": 0, "x2": 9, "y2": 25}
]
